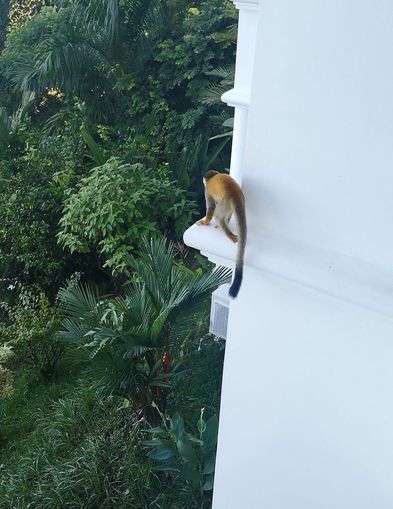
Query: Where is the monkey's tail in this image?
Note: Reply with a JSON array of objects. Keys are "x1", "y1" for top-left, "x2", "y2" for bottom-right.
[{"x1": 228, "y1": 198, "x2": 247, "y2": 299}]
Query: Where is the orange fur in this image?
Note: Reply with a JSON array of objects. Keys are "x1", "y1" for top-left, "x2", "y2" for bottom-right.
[
  {"x1": 206, "y1": 174, "x2": 244, "y2": 203},
  {"x1": 197, "y1": 171, "x2": 247, "y2": 298}
]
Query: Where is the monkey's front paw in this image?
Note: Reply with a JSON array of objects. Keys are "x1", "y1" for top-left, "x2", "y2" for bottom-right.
[
  {"x1": 196, "y1": 218, "x2": 208, "y2": 226},
  {"x1": 229, "y1": 234, "x2": 238, "y2": 243}
]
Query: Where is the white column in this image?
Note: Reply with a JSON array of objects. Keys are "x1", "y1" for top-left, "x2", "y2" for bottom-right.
[{"x1": 221, "y1": 0, "x2": 259, "y2": 186}]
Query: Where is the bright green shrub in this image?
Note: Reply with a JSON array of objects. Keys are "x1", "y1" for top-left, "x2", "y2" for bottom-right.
[{"x1": 58, "y1": 158, "x2": 197, "y2": 274}]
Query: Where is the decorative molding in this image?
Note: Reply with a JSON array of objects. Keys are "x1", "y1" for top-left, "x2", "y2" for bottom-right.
[
  {"x1": 231, "y1": 0, "x2": 259, "y2": 11},
  {"x1": 184, "y1": 223, "x2": 393, "y2": 322},
  {"x1": 221, "y1": 88, "x2": 250, "y2": 109}
]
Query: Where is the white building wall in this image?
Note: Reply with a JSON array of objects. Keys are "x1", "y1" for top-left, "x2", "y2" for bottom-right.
[
  {"x1": 245, "y1": 0, "x2": 393, "y2": 268},
  {"x1": 213, "y1": 268, "x2": 393, "y2": 508},
  {"x1": 186, "y1": 1, "x2": 393, "y2": 508}
]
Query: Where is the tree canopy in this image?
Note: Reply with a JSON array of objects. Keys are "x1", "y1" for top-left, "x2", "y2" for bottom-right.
[
  {"x1": 0, "y1": 0, "x2": 236, "y2": 296},
  {"x1": 0, "y1": 2, "x2": 237, "y2": 506}
]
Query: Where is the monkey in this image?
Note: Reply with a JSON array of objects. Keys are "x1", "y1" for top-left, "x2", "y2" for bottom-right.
[{"x1": 197, "y1": 170, "x2": 247, "y2": 298}]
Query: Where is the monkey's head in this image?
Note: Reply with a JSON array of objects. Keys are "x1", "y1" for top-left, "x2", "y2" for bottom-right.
[{"x1": 203, "y1": 170, "x2": 219, "y2": 186}]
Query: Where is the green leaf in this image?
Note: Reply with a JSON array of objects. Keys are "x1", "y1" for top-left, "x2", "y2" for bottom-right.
[
  {"x1": 171, "y1": 413, "x2": 184, "y2": 442},
  {"x1": 121, "y1": 398, "x2": 130, "y2": 408},
  {"x1": 202, "y1": 415, "x2": 219, "y2": 452},
  {"x1": 179, "y1": 463, "x2": 200, "y2": 485},
  {"x1": 205, "y1": 136, "x2": 231, "y2": 169},
  {"x1": 223, "y1": 117, "x2": 234, "y2": 128},
  {"x1": 152, "y1": 372, "x2": 178, "y2": 380},
  {"x1": 147, "y1": 445, "x2": 176, "y2": 461},
  {"x1": 187, "y1": 435, "x2": 203, "y2": 446},
  {"x1": 209, "y1": 131, "x2": 233, "y2": 141},
  {"x1": 81, "y1": 127, "x2": 106, "y2": 165},
  {"x1": 202, "y1": 453, "x2": 216, "y2": 475},
  {"x1": 202, "y1": 474, "x2": 214, "y2": 491},
  {"x1": 177, "y1": 439, "x2": 197, "y2": 463},
  {"x1": 197, "y1": 408, "x2": 206, "y2": 435},
  {"x1": 153, "y1": 464, "x2": 180, "y2": 473},
  {"x1": 143, "y1": 427, "x2": 166, "y2": 435},
  {"x1": 142, "y1": 439, "x2": 164, "y2": 447},
  {"x1": 149, "y1": 382, "x2": 170, "y2": 389}
]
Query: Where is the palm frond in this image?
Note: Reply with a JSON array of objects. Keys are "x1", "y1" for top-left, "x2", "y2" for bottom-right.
[
  {"x1": 79, "y1": 0, "x2": 119, "y2": 44},
  {"x1": 200, "y1": 65, "x2": 235, "y2": 107},
  {"x1": 211, "y1": 24, "x2": 238, "y2": 45},
  {"x1": 36, "y1": 36, "x2": 113, "y2": 91},
  {"x1": 44, "y1": 105, "x2": 77, "y2": 134},
  {"x1": 123, "y1": 345, "x2": 153, "y2": 359},
  {"x1": 122, "y1": 286, "x2": 149, "y2": 327},
  {"x1": 188, "y1": 265, "x2": 232, "y2": 299},
  {"x1": 58, "y1": 283, "x2": 102, "y2": 322},
  {"x1": 8, "y1": 5, "x2": 115, "y2": 98},
  {"x1": 55, "y1": 0, "x2": 120, "y2": 44},
  {"x1": 0, "y1": 107, "x2": 12, "y2": 145},
  {"x1": 122, "y1": 0, "x2": 175, "y2": 39},
  {"x1": 205, "y1": 65, "x2": 234, "y2": 80},
  {"x1": 142, "y1": 0, "x2": 178, "y2": 35},
  {"x1": 168, "y1": 265, "x2": 232, "y2": 344},
  {"x1": 80, "y1": 127, "x2": 106, "y2": 165},
  {"x1": 121, "y1": 324, "x2": 161, "y2": 348},
  {"x1": 58, "y1": 317, "x2": 92, "y2": 344},
  {"x1": 89, "y1": 347, "x2": 139, "y2": 394},
  {"x1": 126, "y1": 236, "x2": 176, "y2": 308},
  {"x1": 0, "y1": 91, "x2": 35, "y2": 145}
]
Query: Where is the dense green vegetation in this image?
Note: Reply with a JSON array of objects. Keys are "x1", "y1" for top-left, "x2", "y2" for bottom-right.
[
  {"x1": 0, "y1": 337, "x2": 226, "y2": 508},
  {"x1": 0, "y1": 0, "x2": 236, "y2": 506}
]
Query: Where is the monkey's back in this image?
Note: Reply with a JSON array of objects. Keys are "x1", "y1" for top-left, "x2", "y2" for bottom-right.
[{"x1": 206, "y1": 173, "x2": 244, "y2": 203}]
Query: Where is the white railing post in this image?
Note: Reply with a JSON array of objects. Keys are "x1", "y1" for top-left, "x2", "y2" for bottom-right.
[{"x1": 221, "y1": 0, "x2": 259, "y2": 186}]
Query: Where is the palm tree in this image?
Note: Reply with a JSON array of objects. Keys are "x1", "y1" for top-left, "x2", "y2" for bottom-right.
[
  {"x1": 6, "y1": 1, "x2": 117, "y2": 100},
  {"x1": 0, "y1": 92, "x2": 35, "y2": 148},
  {"x1": 58, "y1": 236, "x2": 230, "y2": 418},
  {"x1": 4, "y1": 0, "x2": 178, "y2": 120},
  {"x1": 200, "y1": 65, "x2": 235, "y2": 108}
]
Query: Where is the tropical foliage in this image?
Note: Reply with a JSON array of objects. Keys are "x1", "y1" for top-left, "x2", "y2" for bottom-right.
[
  {"x1": 58, "y1": 236, "x2": 230, "y2": 416},
  {"x1": 0, "y1": 286, "x2": 64, "y2": 381},
  {"x1": 0, "y1": 0, "x2": 236, "y2": 506},
  {"x1": 58, "y1": 159, "x2": 196, "y2": 274},
  {"x1": 144, "y1": 407, "x2": 219, "y2": 506}
]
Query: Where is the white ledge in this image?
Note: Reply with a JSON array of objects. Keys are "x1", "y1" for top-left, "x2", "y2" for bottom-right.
[
  {"x1": 221, "y1": 89, "x2": 250, "y2": 109},
  {"x1": 184, "y1": 222, "x2": 393, "y2": 321},
  {"x1": 231, "y1": 0, "x2": 259, "y2": 11},
  {"x1": 184, "y1": 221, "x2": 238, "y2": 269}
]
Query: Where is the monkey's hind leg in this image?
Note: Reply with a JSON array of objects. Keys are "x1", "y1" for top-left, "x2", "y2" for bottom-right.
[{"x1": 220, "y1": 219, "x2": 238, "y2": 243}]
